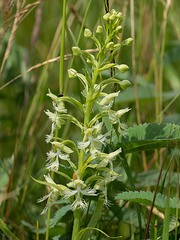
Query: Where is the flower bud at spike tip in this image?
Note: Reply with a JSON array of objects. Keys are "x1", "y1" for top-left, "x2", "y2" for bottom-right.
[
  {"x1": 125, "y1": 38, "x2": 133, "y2": 46},
  {"x1": 111, "y1": 9, "x2": 117, "y2": 15},
  {"x1": 72, "y1": 46, "x2": 81, "y2": 56},
  {"x1": 103, "y1": 12, "x2": 110, "y2": 21},
  {"x1": 96, "y1": 25, "x2": 103, "y2": 35},
  {"x1": 68, "y1": 68, "x2": 77, "y2": 78},
  {"x1": 117, "y1": 64, "x2": 129, "y2": 73},
  {"x1": 116, "y1": 26, "x2": 122, "y2": 34},
  {"x1": 120, "y1": 80, "x2": 132, "y2": 90},
  {"x1": 84, "y1": 28, "x2": 92, "y2": 38},
  {"x1": 117, "y1": 12, "x2": 122, "y2": 19},
  {"x1": 109, "y1": 13, "x2": 116, "y2": 21},
  {"x1": 106, "y1": 42, "x2": 114, "y2": 51}
]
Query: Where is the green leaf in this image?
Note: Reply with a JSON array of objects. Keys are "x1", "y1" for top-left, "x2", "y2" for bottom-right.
[
  {"x1": 118, "y1": 123, "x2": 180, "y2": 153},
  {"x1": 31, "y1": 176, "x2": 67, "y2": 192},
  {"x1": 50, "y1": 205, "x2": 72, "y2": 228},
  {"x1": 0, "y1": 218, "x2": 20, "y2": 240},
  {"x1": 115, "y1": 191, "x2": 180, "y2": 216},
  {"x1": 59, "y1": 96, "x2": 85, "y2": 115}
]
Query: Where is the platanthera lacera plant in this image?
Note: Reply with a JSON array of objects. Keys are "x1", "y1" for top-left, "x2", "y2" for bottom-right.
[{"x1": 36, "y1": 9, "x2": 133, "y2": 238}]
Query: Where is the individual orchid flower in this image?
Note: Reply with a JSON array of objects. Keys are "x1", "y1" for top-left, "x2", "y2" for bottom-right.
[
  {"x1": 37, "y1": 174, "x2": 59, "y2": 214},
  {"x1": 94, "y1": 172, "x2": 117, "y2": 206},
  {"x1": 109, "y1": 107, "x2": 131, "y2": 134},
  {"x1": 53, "y1": 100, "x2": 67, "y2": 114},
  {"x1": 77, "y1": 122, "x2": 107, "y2": 155},
  {"x1": 63, "y1": 179, "x2": 97, "y2": 210},
  {"x1": 45, "y1": 122, "x2": 56, "y2": 143},
  {"x1": 97, "y1": 147, "x2": 122, "y2": 171},
  {"x1": 45, "y1": 99, "x2": 67, "y2": 129},
  {"x1": 98, "y1": 91, "x2": 120, "y2": 110},
  {"x1": 46, "y1": 148, "x2": 70, "y2": 171},
  {"x1": 45, "y1": 109, "x2": 66, "y2": 128}
]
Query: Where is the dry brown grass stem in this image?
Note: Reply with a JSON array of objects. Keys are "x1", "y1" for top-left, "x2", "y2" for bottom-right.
[
  {"x1": 0, "y1": 0, "x2": 21, "y2": 78},
  {"x1": 0, "y1": 48, "x2": 98, "y2": 91},
  {"x1": 159, "y1": 0, "x2": 172, "y2": 122},
  {"x1": 142, "y1": 204, "x2": 164, "y2": 219},
  {"x1": 130, "y1": 0, "x2": 141, "y2": 125},
  {"x1": 0, "y1": 1, "x2": 40, "y2": 78},
  {"x1": 130, "y1": 0, "x2": 147, "y2": 171}
]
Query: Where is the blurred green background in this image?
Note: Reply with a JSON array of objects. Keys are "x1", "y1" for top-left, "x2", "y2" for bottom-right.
[{"x1": 0, "y1": 0, "x2": 180, "y2": 239}]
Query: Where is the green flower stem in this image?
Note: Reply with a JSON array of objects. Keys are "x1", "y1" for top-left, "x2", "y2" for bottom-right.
[
  {"x1": 59, "y1": 0, "x2": 66, "y2": 95},
  {"x1": 72, "y1": 208, "x2": 81, "y2": 240},
  {"x1": 78, "y1": 64, "x2": 101, "y2": 176},
  {"x1": 72, "y1": 63, "x2": 102, "y2": 239},
  {"x1": 45, "y1": 203, "x2": 51, "y2": 240}
]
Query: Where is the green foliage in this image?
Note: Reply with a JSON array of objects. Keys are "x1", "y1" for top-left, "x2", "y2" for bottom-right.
[
  {"x1": 49, "y1": 205, "x2": 72, "y2": 228},
  {"x1": 118, "y1": 123, "x2": 180, "y2": 153},
  {"x1": 116, "y1": 191, "x2": 180, "y2": 216},
  {"x1": 0, "y1": 0, "x2": 180, "y2": 240}
]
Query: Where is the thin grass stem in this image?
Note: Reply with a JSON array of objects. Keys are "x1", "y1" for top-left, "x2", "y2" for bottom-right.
[
  {"x1": 64, "y1": 0, "x2": 93, "y2": 95},
  {"x1": 59, "y1": 0, "x2": 66, "y2": 95}
]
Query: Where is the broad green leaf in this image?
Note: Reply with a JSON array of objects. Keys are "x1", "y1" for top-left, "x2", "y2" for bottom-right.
[
  {"x1": 50, "y1": 205, "x2": 72, "y2": 228},
  {"x1": 118, "y1": 123, "x2": 180, "y2": 153},
  {"x1": 0, "y1": 218, "x2": 20, "y2": 240},
  {"x1": 116, "y1": 191, "x2": 180, "y2": 216}
]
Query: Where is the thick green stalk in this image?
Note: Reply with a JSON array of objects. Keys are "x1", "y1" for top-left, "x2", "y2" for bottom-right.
[
  {"x1": 72, "y1": 63, "x2": 101, "y2": 239},
  {"x1": 78, "y1": 65, "x2": 100, "y2": 175},
  {"x1": 72, "y1": 209, "x2": 81, "y2": 240},
  {"x1": 59, "y1": 0, "x2": 66, "y2": 95}
]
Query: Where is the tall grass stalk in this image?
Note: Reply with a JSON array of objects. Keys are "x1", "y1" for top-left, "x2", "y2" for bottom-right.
[
  {"x1": 152, "y1": 0, "x2": 159, "y2": 121},
  {"x1": 159, "y1": 0, "x2": 172, "y2": 123},
  {"x1": 130, "y1": 0, "x2": 147, "y2": 171},
  {"x1": 59, "y1": 0, "x2": 66, "y2": 95},
  {"x1": 64, "y1": 0, "x2": 93, "y2": 95},
  {"x1": 175, "y1": 158, "x2": 179, "y2": 240},
  {"x1": 0, "y1": 218, "x2": 20, "y2": 240}
]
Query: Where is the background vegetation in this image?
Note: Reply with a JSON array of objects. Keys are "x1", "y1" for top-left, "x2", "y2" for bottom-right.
[{"x1": 0, "y1": 0, "x2": 180, "y2": 239}]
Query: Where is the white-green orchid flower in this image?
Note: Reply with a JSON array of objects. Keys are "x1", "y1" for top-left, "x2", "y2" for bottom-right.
[
  {"x1": 94, "y1": 172, "x2": 117, "y2": 207},
  {"x1": 109, "y1": 107, "x2": 131, "y2": 134},
  {"x1": 97, "y1": 147, "x2": 122, "y2": 170},
  {"x1": 98, "y1": 91, "x2": 120, "y2": 110},
  {"x1": 63, "y1": 179, "x2": 97, "y2": 210},
  {"x1": 46, "y1": 148, "x2": 70, "y2": 171},
  {"x1": 77, "y1": 122, "x2": 107, "y2": 155},
  {"x1": 37, "y1": 174, "x2": 59, "y2": 214}
]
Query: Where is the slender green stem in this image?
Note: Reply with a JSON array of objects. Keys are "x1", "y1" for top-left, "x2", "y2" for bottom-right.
[
  {"x1": 59, "y1": 0, "x2": 66, "y2": 95},
  {"x1": 64, "y1": 0, "x2": 93, "y2": 95},
  {"x1": 78, "y1": 65, "x2": 100, "y2": 176},
  {"x1": 45, "y1": 203, "x2": 51, "y2": 240},
  {"x1": 0, "y1": 218, "x2": 20, "y2": 240},
  {"x1": 36, "y1": 220, "x2": 39, "y2": 240},
  {"x1": 72, "y1": 209, "x2": 81, "y2": 240}
]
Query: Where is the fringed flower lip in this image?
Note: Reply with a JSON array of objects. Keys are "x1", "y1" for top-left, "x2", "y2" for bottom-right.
[{"x1": 63, "y1": 179, "x2": 97, "y2": 210}]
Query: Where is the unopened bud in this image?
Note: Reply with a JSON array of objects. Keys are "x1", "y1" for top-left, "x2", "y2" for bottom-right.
[
  {"x1": 84, "y1": 28, "x2": 92, "y2": 38},
  {"x1": 96, "y1": 25, "x2": 103, "y2": 35},
  {"x1": 72, "y1": 46, "x2": 81, "y2": 56},
  {"x1": 116, "y1": 26, "x2": 122, "y2": 33},
  {"x1": 106, "y1": 42, "x2": 114, "y2": 50},
  {"x1": 109, "y1": 13, "x2": 116, "y2": 21},
  {"x1": 125, "y1": 38, "x2": 133, "y2": 46},
  {"x1": 117, "y1": 64, "x2": 129, "y2": 73},
  {"x1": 120, "y1": 80, "x2": 132, "y2": 90},
  {"x1": 103, "y1": 12, "x2": 110, "y2": 21},
  {"x1": 117, "y1": 12, "x2": 122, "y2": 19},
  {"x1": 68, "y1": 68, "x2": 77, "y2": 78},
  {"x1": 111, "y1": 9, "x2": 117, "y2": 15}
]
